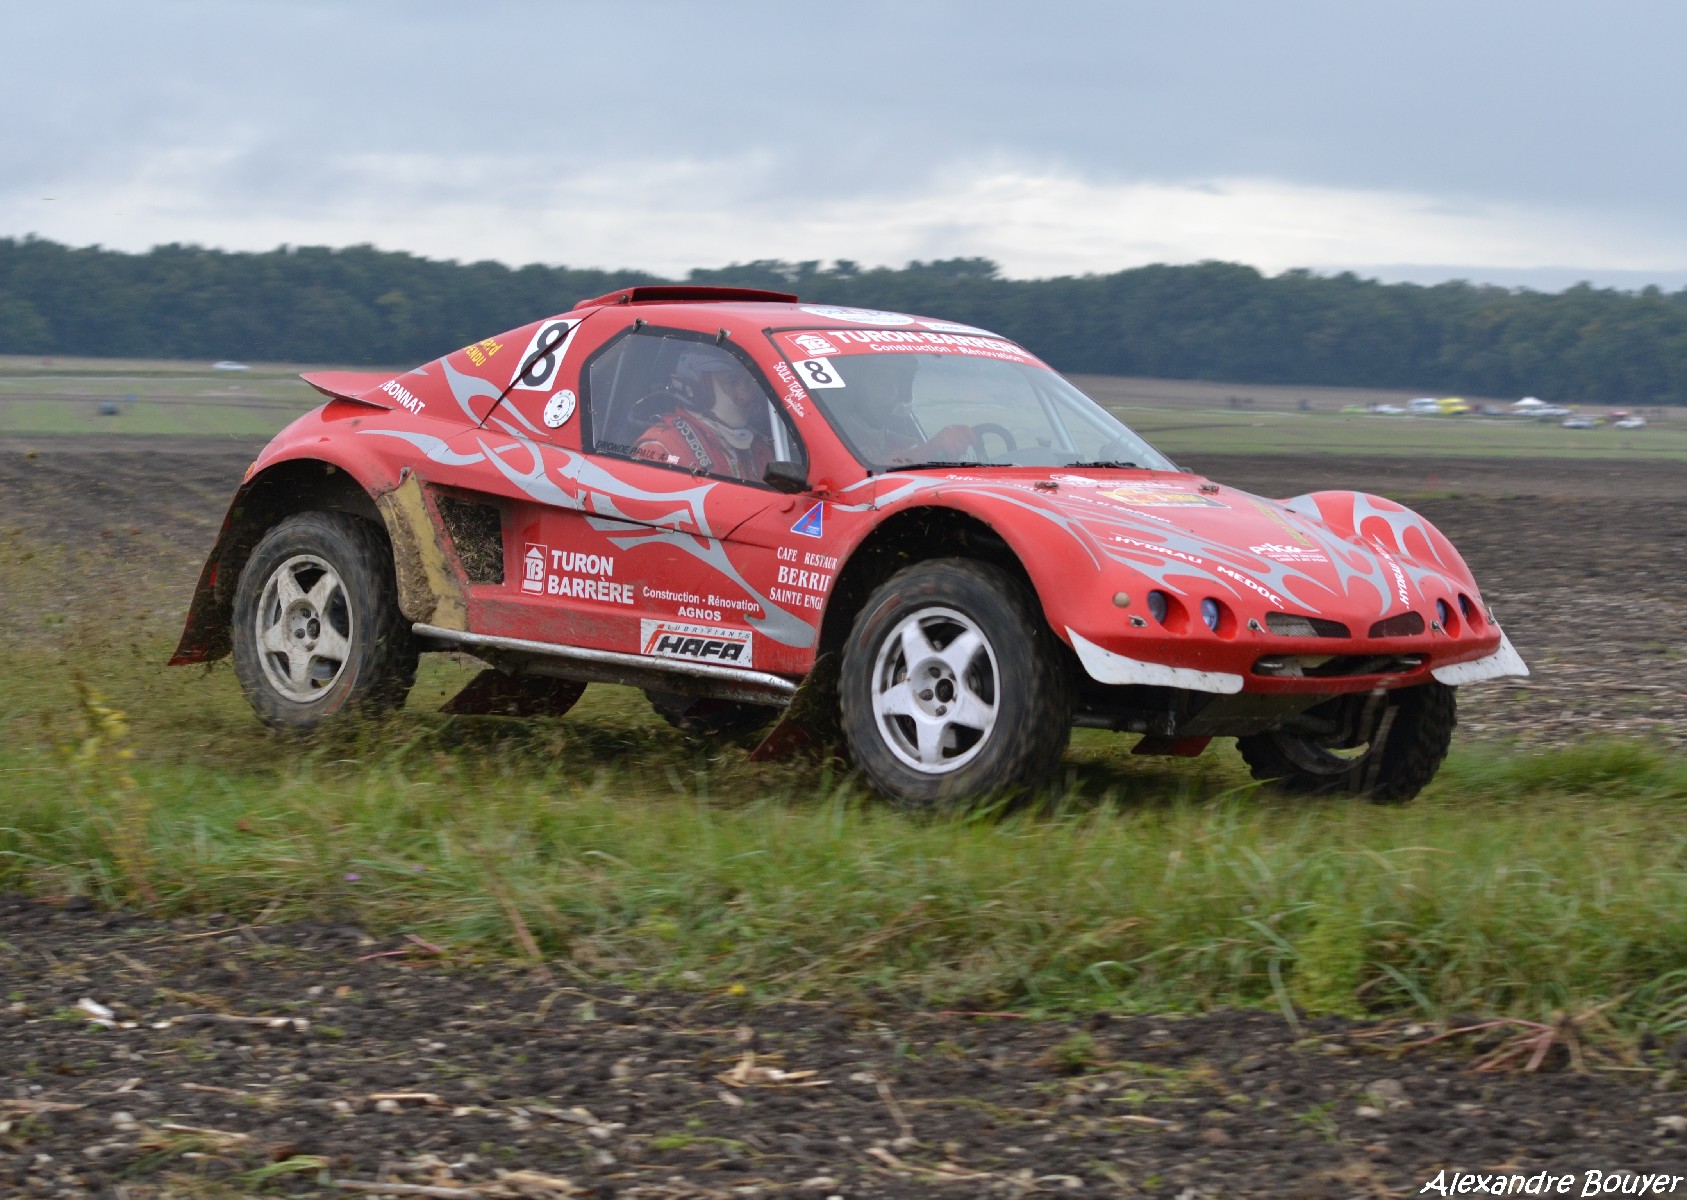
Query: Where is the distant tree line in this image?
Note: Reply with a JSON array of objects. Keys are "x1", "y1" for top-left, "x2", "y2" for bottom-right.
[{"x1": 2, "y1": 235, "x2": 1685, "y2": 406}]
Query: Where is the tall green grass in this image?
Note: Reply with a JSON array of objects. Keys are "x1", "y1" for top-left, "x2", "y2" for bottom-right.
[
  {"x1": 2, "y1": 533, "x2": 1684, "y2": 1032},
  {"x1": 4, "y1": 691, "x2": 1684, "y2": 1031}
]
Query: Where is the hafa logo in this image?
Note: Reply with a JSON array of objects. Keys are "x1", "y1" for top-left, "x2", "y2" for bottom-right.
[{"x1": 791, "y1": 503, "x2": 824, "y2": 539}]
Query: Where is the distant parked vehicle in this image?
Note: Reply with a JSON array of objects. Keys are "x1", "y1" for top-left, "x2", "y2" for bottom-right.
[
  {"x1": 1561, "y1": 416, "x2": 1597, "y2": 429},
  {"x1": 1533, "y1": 406, "x2": 1573, "y2": 419},
  {"x1": 1406, "y1": 398, "x2": 1441, "y2": 415},
  {"x1": 213, "y1": 361, "x2": 251, "y2": 372},
  {"x1": 1436, "y1": 397, "x2": 1472, "y2": 415},
  {"x1": 1372, "y1": 404, "x2": 1406, "y2": 415},
  {"x1": 1613, "y1": 416, "x2": 1647, "y2": 429}
]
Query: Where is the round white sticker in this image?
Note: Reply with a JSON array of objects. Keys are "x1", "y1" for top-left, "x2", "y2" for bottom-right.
[
  {"x1": 800, "y1": 305, "x2": 916, "y2": 326},
  {"x1": 543, "y1": 388, "x2": 577, "y2": 428}
]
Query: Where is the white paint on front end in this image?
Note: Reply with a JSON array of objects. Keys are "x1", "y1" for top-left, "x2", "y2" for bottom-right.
[
  {"x1": 1430, "y1": 631, "x2": 1530, "y2": 685},
  {"x1": 1066, "y1": 629, "x2": 1244, "y2": 694}
]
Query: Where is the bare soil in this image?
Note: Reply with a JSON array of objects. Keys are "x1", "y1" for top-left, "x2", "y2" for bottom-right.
[
  {"x1": 5, "y1": 896, "x2": 1685, "y2": 1200},
  {"x1": 3, "y1": 438, "x2": 1685, "y2": 1197}
]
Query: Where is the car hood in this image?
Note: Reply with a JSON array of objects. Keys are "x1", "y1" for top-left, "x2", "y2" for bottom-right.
[{"x1": 860, "y1": 469, "x2": 1478, "y2": 624}]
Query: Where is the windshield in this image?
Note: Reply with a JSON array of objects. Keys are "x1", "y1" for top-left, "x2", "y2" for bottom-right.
[{"x1": 772, "y1": 330, "x2": 1175, "y2": 473}]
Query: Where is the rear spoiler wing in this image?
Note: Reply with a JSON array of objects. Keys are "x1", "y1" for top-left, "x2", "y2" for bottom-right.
[{"x1": 300, "y1": 370, "x2": 404, "y2": 409}]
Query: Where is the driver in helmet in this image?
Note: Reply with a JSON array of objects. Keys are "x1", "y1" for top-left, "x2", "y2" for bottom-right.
[
  {"x1": 843, "y1": 355, "x2": 979, "y2": 467},
  {"x1": 634, "y1": 348, "x2": 775, "y2": 482}
]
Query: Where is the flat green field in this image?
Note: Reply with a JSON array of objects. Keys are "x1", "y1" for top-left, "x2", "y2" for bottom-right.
[
  {"x1": 0, "y1": 356, "x2": 340, "y2": 438},
  {"x1": 4, "y1": 355, "x2": 1684, "y2": 460},
  {"x1": 1072, "y1": 374, "x2": 1687, "y2": 461}
]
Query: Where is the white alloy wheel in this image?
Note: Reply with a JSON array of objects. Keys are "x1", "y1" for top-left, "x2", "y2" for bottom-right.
[
  {"x1": 870, "y1": 605, "x2": 1000, "y2": 774},
  {"x1": 254, "y1": 553, "x2": 354, "y2": 703}
]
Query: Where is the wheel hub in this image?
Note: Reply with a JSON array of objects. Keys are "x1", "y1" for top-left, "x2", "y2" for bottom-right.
[
  {"x1": 871, "y1": 606, "x2": 1000, "y2": 774},
  {"x1": 287, "y1": 603, "x2": 322, "y2": 648},
  {"x1": 913, "y1": 661, "x2": 958, "y2": 716},
  {"x1": 255, "y1": 554, "x2": 353, "y2": 704}
]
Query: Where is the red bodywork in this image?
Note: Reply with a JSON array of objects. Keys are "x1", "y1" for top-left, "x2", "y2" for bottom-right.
[{"x1": 173, "y1": 290, "x2": 1520, "y2": 723}]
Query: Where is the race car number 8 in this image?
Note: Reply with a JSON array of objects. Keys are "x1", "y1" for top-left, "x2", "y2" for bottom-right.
[
  {"x1": 795, "y1": 357, "x2": 845, "y2": 388},
  {"x1": 512, "y1": 319, "x2": 579, "y2": 391}
]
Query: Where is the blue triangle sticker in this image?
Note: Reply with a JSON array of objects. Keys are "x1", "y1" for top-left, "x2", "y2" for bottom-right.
[{"x1": 791, "y1": 502, "x2": 825, "y2": 538}]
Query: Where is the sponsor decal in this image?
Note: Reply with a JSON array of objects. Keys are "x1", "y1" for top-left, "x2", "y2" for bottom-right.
[
  {"x1": 640, "y1": 619, "x2": 753, "y2": 666},
  {"x1": 791, "y1": 502, "x2": 825, "y2": 538},
  {"x1": 1212, "y1": 563, "x2": 1286, "y2": 609},
  {"x1": 768, "y1": 586, "x2": 825, "y2": 611},
  {"x1": 1109, "y1": 534, "x2": 1207, "y2": 568},
  {"x1": 380, "y1": 378, "x2": 426, "y2": 416},
  {"x1": 800, "y1": 305, "x2": 915, "y2": 325},
  {"x1": 673, "y1": 417, "x2": 714, "y2": 472},
  {"x1": 542, "y1": 388, "x2": 577, "y2": 428},
  {"x1": 776, "y1": 328, "x2": 1032, "y2": 364},
  {"x1": 465, "y1": 336, "x2": 503, "y2": 367},
  {"x1": 775, "y1": 564, "x2": 832, "y2": 593},
  {"x1": 639, "y1": 583, "x2": 764, "y2": 620},
  {"x1": 1249, "y1": 541, "x2": 1328, "y2": 563},
  {"x1": 792, "y1": 332, "x2": 840, "y2": 356},
  {"x1": 772, "y1": 361, "x2": 808, "y2": 417},
  {"x1": 920, "y1": 320, "x2": 998, "y2": 336},
  {"x1": 1101, "y1": 485, "x2": 1227, "y2": 508},
  {"x1": 770, "y1": 544, "x2": 831, "y2": 611},
  {"x1": 521, "y1": 543, "x2": 548, "y2": 594},
  {"x1": 527, "y1": 548, "x2": 635, "y2": 604},
  {"x1": 510, "y1": 319, "x2": 581, "y2": 392},
  {"x1": 1371, "y1": 541, "x2": 1412, "y2": 607},
  {"x1": 794, "y1": 357, "x2": 845, "y2": 389},
  {"x1": 709, "y1": 593, "x2": 764, "y2": 616},
  {"x1": 1247, "y1": 498, "x2": 1316, "y2": 547}
]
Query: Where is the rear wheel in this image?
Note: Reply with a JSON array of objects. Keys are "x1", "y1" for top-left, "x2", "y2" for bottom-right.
[
  {"x1": 840, "y1": 559, "x2": 1072, "y2": 809},
  {"x1": 231, "y1": 512, "x2": 417, "y2": 730},
  {"x1": 1236, "y1": 681, "x2": 1456, "y2": 804}
]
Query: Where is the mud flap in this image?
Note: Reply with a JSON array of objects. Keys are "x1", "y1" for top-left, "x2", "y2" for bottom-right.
[
  {"x1": 749, "y1": 652, "x2": 842, "y2": 762},
  {"x1": 375, "y1": 473, "x2": 468, "y2": 630},
  {"x1": 441, "y1": 669, "x2": 586, "y2": 718}
]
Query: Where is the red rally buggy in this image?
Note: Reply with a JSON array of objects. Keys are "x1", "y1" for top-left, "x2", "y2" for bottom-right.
[{"x1": 172, "y1": 287, "x2": 1528, "y2": 807}]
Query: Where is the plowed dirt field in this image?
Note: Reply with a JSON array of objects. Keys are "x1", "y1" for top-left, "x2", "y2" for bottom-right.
[{"x1": 3, "y1": 438, "x2": 1684, "y2": 1198}]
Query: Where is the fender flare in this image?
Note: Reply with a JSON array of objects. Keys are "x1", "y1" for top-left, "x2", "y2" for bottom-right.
[{"x1": 167, "y1": 449, "x2": 465, "y2": 664}]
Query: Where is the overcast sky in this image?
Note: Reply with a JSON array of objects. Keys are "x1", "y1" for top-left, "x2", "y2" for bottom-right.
[{"x1": 5, "y1": 0, "x2": 1686, "y2": 290}]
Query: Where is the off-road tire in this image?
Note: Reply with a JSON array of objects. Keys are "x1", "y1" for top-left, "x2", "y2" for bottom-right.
[
  {"x1": 1236, "y1": 681, "x2": 1456, "y2": 804},
  {"x1": 645, "y1": 691, "x2": 779, "y2": 740},
  {"x1": 231, "y1": 511, "x2": 417, "y2": 731},
  {"x1": 839, "y1": 558, "x2": 1072, "y2": 809}
]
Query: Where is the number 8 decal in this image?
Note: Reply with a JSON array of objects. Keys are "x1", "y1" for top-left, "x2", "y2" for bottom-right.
[
  {"x1": 796, "y1": 357, "x2": 845, "y2": 388},
  {"x1": 510, "y1": 319, "x2": 580, "y2": 391}
]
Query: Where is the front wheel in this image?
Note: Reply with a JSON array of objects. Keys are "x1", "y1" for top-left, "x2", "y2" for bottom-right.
[
  {"x1": 1236, "y1": 681, "x2": 1456, "y2": 804},
  {"x1": 840, "y1": 559, "x2": 1072, "y2": 809},
  {"x1": 231, "y1": 511, "x2": 417, "y2": 730}
]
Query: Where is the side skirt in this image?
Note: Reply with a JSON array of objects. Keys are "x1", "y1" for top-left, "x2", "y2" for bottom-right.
[{"x1": 412, "y1": 623, "x2": 799, "y2": 707}]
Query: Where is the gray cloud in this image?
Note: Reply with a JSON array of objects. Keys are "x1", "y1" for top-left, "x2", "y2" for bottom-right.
[{"x1": 4, "y1": 0, "x2": 1685, "y2": 282}]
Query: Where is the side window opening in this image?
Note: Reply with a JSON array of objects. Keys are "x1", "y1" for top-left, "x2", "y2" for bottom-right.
[{"x1": 584, "y1": 328, "x2": 804, "y2": 485}]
